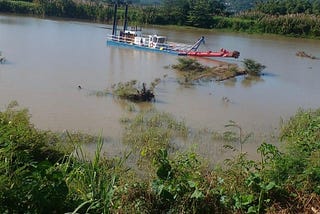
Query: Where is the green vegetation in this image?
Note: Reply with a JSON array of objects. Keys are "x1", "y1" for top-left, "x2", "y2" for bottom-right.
[
  {"x1": 112, "y1": 80, "x2": 155, "y2": 102},
  {"x1": 243, "y1": 58, "x2": 266, "y2": 76},
  {"x1": 172, "y1": 57, "x2": 239, "y2": 83},
  {"x1": 172, "y1": 57, "x2": 265, "y2": 84},
  {"x1": 225, "y1": 0, "x2": 259, "y2": 12},
  {"x1": 92, "y1": 80, "x2": 159, "y2": 102},
  {"x1": 1, "y1": 101, "x2": 320, "y2": 212},
  {"x1": 0, "y1": 0, "x2": 113, "y2": 22},
  {"x1": 2, "y1": 0, "x2": 320, "y2": 38},
  {"x1": 93, "y1": 79, "x2": 162, "y2": 102},
  {"x1": 0, "y1": 0, "x2": 43, "y2": 15},
  {"x1": 255, "y1": 0, "x2": 320, "y2": 15}
]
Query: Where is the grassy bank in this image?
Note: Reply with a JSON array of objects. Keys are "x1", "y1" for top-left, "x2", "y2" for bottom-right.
[{"x1": 1, "y1": 101, "x2": 320, "y2": 213}]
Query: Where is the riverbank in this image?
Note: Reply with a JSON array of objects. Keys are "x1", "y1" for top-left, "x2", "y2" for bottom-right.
[
  {"x1": 1, "y1": 0, "x2": 320, "y2": 40},
  {"x1": 1, "y1": 102, "x2": 319, "y2": 213},
  {"x1": 0, "y1": 0, "x2": 113, "y2": 22}
]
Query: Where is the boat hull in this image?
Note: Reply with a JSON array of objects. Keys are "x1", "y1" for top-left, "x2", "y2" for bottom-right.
[
  {"x1": 106, "y1": 39, "x2": 239, "y2": 58},
  {"x1": 187, "y1": 51, "x2": 240, "y2": 58},
  {"x1": 106, "y1": 40, "x2": 182, "y2": 55}
]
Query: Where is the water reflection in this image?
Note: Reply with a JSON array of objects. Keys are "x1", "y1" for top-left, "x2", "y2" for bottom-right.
[
  {"x1": 223, "y1": 77, "x2": 237, "y2": 87},
  {"x1": 241, "y1": 75, "x2": 265, "y2": 88}
]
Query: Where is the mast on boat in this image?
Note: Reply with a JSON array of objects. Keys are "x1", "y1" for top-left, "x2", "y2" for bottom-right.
[
  {"x1": 123, "y1": 3, "x2": 128, "y2": 32},
  {"x1": 112, "y1": 3, "x2": 118, "y2": 36}
]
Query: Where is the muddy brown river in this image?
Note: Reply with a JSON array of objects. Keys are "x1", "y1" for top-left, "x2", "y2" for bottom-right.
[{"x1": 1, "y1": 15, "x2": 320, "y2": 160}]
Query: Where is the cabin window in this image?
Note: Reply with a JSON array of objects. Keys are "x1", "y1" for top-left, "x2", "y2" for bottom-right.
[{"x1": 158, "y1": 37, "x2": 166, "y2": 43}]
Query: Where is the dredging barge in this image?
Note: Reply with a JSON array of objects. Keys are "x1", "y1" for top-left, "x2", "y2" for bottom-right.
[{"x1": 106, "y1": 4, "x2": 240, "y2": 59}]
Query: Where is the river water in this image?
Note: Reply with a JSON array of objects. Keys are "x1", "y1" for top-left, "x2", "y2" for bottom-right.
[{"x1": 1, "y1": 15, "x2": 320, "y2": 160}]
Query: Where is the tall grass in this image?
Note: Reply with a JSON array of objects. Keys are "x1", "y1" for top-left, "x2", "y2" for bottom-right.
[{"x1": 65, "y1": 135, "x2": 125, "y2": 213}]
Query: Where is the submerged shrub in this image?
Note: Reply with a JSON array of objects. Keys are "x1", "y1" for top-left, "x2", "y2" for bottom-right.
[
  {"x1": 112, "y1": 80, "x2": 155, "y2": 102},
  {"x1": 243, "y1": 58, "x2": 266, "y2": 76},
  {"x1": 122, "y1": 109, "x2": 188, "y2": 167}
]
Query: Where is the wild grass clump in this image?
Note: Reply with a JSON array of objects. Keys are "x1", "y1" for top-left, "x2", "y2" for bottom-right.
[
  {"x1": 243, "y1": 58, "x2": 266, "y2": 76},
  {"x1": 276, "y1": 109, "x2": 320, "y2": 194},
  {"x1": 65, "y1": 137, "x2": 128, "y2": 214},
  {"x1": 172, "y1": 57, "x2": 208, "y2": 73}
]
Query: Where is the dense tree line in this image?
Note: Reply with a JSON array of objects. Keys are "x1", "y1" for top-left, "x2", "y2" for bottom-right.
[
  {"x1": 254, "y1": 0, "x2": 320, "y2": 15},
  {"x1": 1, "y1": 0, "x2": 320, "y2": 38},
  {"x1": 234, "y1": 0, "x2": 320, "y2": 38},
  {"x1": 225, "y1": 0, "x2": 260, "y2": 12},
  {"x1": 0, "y1": 0, "x2": 114, "y2": 22},
  {"x1": 126, "y1": 0, "x2": 226, "y2": 28},
  {"x1": 0, "y1": 0, "x2": 42, "y2": 15}
]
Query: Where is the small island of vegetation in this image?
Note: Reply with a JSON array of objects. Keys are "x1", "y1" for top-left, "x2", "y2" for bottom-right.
[{"x1": 172, "y1": 57, "x2": 265, "y2": 84}]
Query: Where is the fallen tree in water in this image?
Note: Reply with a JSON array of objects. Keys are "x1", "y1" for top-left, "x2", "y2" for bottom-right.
[
  {"x1": 92, "y1": 79, "x2": 160, "y2": 102},
  {"x1": 111, "y1": 80, "x2": 156, "y2": 102},
  {"x1": 296, "y1": 51, "x2": 319, "y2": 60}
]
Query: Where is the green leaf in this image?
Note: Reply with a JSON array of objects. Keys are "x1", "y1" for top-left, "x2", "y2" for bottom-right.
[
  {"x1": 188, "y1": 180, "x2": 196, "y2": 188},
  {"x1": 247, "y1": 205, "x2": 258, "y2": 213},
  {"x1": 242, "y1": 194, "x2": 255, "y2": 206},
  {"x1": 191, "y1": 189, "x2": 204, "y2": 199},
  {"x1": 156, "y1": 163, "x2": 171, "y2": 180},
  {"x1": 265, "y1": 181, "x2": 276, "y2": 191}
]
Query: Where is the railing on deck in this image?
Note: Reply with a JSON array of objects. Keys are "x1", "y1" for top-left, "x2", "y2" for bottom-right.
[
  {"x1": 107, "y1": 34, "x2": 194, "y2": 52},
  {"x1": 107, "y1": 35, "x2": 136, "y2": 44}
]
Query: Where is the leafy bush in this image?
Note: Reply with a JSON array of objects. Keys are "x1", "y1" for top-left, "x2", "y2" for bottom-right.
[
  {"x1": 152, "y1": 149, "x2": 225, "y2": 213},
  {"x1": 275, "y1": 109, "x2": 320, "y2": 193},
  {"x1": 0, "y1": 101, "x2": 70, "y2": 213},
  {"x1": 112, "y1": 80, "x2": 155, "y2": 102},
  {"x1": 243, "y1": 58, "x2": 266, "y2": 76}
]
